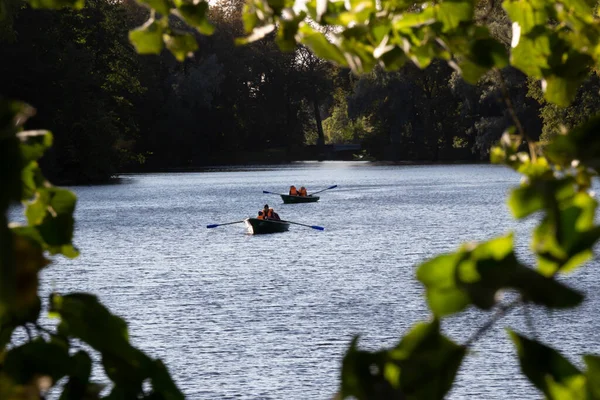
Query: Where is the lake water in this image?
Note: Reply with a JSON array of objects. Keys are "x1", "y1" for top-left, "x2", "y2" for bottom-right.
[{"x1": 30, "y1": 162, "x2": 600, "y2": 399}]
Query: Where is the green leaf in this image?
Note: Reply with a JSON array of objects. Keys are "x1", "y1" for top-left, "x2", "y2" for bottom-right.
[
  {"x1": 0, "y1": 99, "x2": 35, "y2": 140},
  {"x1": 236, "y1": 24, "x2": 276, "y2": 45},
  {"x1": 275, "y1": 13, "x2": 306, "y2": 52},
  {"x1": 584, "y1": 355, "x2": 600, "y2": 398},
  {"x1": 137, "y1": 0, "x2": 171, "y2": 16},
  {"x1": 49, "y1": 293, "x2": 183, "y2": 397},
  {"x1": 502, "y1": 0, "x2": 549, "y2": 34},
  {"x1": 129, "y1": 19, "x2": 165, "y2": 55},
  {"x1": 510, "y1": 29, "x2": 551, "y2": 78},
  {"x1": 436, "y1": 0, "x2": 473, "y2": 32},
  {"x1": 164, "y1": 32, "x2": 198, "y2": 61},
  {"x1": 299, "y1": 24, "x2": 348, "y2": 67},
  {"x1": 508, "y1": 178, "x2": 575, "y2": 219},
  {"x1": 509, "y1": 331, "x2": 586, "y2": 399},
  {"x1": 418, "y1": 234, "x2": 583, "y2": 316},
  {"x1": 11, "y1": 233, "x2": 47, "y2": 322},
  {"x1": 470, "y1": 38, "x2": 509, "y2": 69},
  {"x1": 50, "y1": 293, "x2": 131, "y2": 356},
  {"x1": 176, "y1": 1, "x2": 214, "y2": 35},
  {"x1": 417, "y1": 253, "x2": 470, "y2": 317},
  {"x1": 59, "y1": 351, "x2": 93, "y2": 400},
  {"x1": 0, "y1": 313, "x2": 15, "y2": 349},
  {"x1": 379, "y1": 46, "x2": 408, "y2": 71},
  {"x1": 25, "y1": 0, "x2": 84, "y2": 9},
  {"x1": 17, "y1": 130, "x2": 53, "y2": 163},
  {"x1": 341, "y1": 320, "x2": 465, "y2": 399},
  {"x1": 393, "y1": 8, "x2": 436, "y2": 30},
  {"x1": 543, "y1": 75, "x2": 582, "y2": 107},
  {"x1": 533, "y1": 192, "x2": 600, "y2": 276},
  {"x1": 459, "y1": 59, "x2": 490, "y2": 84},
  {"x1": 22, "y1": 187, "x2": 78, "y2": 255},
  {"x1": 150, "y1": 360, "x2": 185, "y2": 400},
  {"x1": 0, "y1": 100, "x2": 32, "y2": 209},
  {"x1": 545, "y1": 115, "x2": 600, "y2": 170},
  {"x1": 4, "y1": 338, "x2": 71, "y2": 385}
]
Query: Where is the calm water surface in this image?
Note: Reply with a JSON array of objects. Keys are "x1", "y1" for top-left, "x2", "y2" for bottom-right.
[{"x1": 32, "y1": 163, "x2": 600, "y2": 399}]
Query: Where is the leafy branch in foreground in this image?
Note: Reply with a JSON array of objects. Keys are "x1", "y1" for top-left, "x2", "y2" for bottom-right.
[
  {"x1": 6, "y1": 0, "x2": 600, "y2": 399},
  {"x1": 0, "y1": 100, "x2": 183, "y2": 399}
]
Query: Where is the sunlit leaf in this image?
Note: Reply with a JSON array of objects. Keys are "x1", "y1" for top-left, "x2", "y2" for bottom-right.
[
  {"x1": 418, "y1": 234, "x2": 583, "y2": 316},
  {"x1": 17, "y1": 130, "x2": 53, "y2": 163},
  {"x1": 299, "y1": 24, "x2": 348, "y2": 66},
  {"x1": 436, "y1": 0, "x2": 473, "y2": 32},
  {"x1": 545, "y1": 114, "x2": 600, "y2": 170},
  {"x1": 137, "y1": 0, "x2": 171, "y2": 16},
  {"x1": 25, "y1": 0, "x2": 84, "y2": 9},
  {"x1": 508, "y1": 178, "x2": 575, "y2": 219},
  {"x1": 129, "y1": 19, "x2": 165, "y2": 55},
  {"x1": 236, "y1": 24, "x2": 276, "y2": 45},
  {"x1": 502, "y1": 0, "x2": 549, "y2": 34},
  {"x1": 341, "y1": 320, "x2": 465, "y2": 399},
  {"x1": 417, "y1": 253, "x2": 470, "y2": 316},
  {"x1": 176, "y1": 1, "x2": 214, "y2": 35},
  {"x1": 164, "y1": 32, "x2": 198, "y2": 61}
]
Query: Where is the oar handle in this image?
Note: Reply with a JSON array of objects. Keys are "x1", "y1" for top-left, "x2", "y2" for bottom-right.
[
  {"x1": 310, "y1": 185, "x2": 338, "y2": 195},
  {"x1": 206, "y1": 220, "x2": 246, "y2": 228},
  {"x1": 285, "y1": 221, "x2": 325, "y2": 230},
  {"x1": 263, "y1": 190, "x2": 282, "y2": 195}
]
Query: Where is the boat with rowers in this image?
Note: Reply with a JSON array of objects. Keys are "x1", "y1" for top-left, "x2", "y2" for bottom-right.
[
  {"x1": 280, "y1": 194, "x2": 319, "y2": 204},
  {"x1": 263, "y1": 184, "x2": 337, "y2": 204},
  {"x1": 244, "y1": 217, "x2": 290, "y2": 234}
]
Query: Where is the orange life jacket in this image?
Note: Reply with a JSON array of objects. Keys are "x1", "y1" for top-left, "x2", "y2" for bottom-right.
[
  {"x1": 257, "y1": 212, "x2": 265, "y2": 220},
  {"x1": 289, "y1": 186, "x2": 298, "y2": 196},
  {"x1": 267, "y1": 209, "x2": 273, "y2": 218},
  {"x1": 299, "y1": 187, "x2": 307, "y2": 196}
]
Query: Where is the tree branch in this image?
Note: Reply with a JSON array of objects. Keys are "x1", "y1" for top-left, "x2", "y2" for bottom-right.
[
  {"x1": 464, "y1": 297, "x2": 521, "y2": 348},
  {"x1": 523, "y1": 302, "x2": 537, "y2": 339},
  {"x1": 493, "y1": 68, "x2": 537, "y2": 161}
]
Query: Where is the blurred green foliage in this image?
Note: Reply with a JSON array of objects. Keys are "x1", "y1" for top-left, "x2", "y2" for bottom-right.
[{"x1": 3, "y1": 0, "x2": 600, "y2": 399}]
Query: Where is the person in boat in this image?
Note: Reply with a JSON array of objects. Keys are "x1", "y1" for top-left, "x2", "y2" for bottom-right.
[
  {"x1": 257, "y1": 210, "x2": 265, "y2": 220},
  {"x1": 262, "y1": 204, "x2": 281, "y2": 221},
  {"x1": 267, "y1": 208, "x2": 280, "y2": 221},
  {"x1": 289, "y1": 185, "x2": 298, "y2": 196},
  {"x1": 299, "y1": 186, "x2": 308, "y2": 197}
]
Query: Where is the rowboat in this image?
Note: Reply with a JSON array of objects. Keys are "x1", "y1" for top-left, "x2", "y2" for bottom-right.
[
  {"x1": 245, "y1": 218, "x2": 290, "y2": 234},
  {"x1": 280, "y1": 194, "x2": 320, "y2": 204}
]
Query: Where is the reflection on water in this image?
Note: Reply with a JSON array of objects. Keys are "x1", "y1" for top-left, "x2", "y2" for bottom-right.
[{"x1": 29, "y1": 162, "x2": 600, "y2": 399}]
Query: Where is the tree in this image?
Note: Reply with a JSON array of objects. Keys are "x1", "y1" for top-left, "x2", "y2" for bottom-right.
[{"x1": 0, "y1": 0, "x2": 146, "y2": 183}]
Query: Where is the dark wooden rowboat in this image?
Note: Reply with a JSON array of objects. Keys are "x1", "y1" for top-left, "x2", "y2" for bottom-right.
[
  {"x1": 245, "y1": 218, "x2": 290, "y2": 234},
  {"x1": 280, "y1": 194, "x2": 320, "y2": 204}
]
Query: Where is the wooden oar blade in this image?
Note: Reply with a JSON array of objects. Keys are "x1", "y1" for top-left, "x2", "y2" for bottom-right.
[
  {"x1": 311, "y1": 225, "x2": 325, "y2": 230},
  {"x1": 206, "y1": 224, "x2": 219, "y2": 228}
]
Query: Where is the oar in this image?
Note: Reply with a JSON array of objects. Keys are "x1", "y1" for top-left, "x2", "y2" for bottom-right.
[
  {"x1": 263, "y1": 190, "x2": 283, "y2": 195},
  {"x1": 310, "y1": 185, "x2": 338, "y2": 196},
  {"x1": 206, "y1": 220, "x2": 246, "y2": 229},
  {"x1": 285, "y1": 220, "x2": 325, "y2": 231}
]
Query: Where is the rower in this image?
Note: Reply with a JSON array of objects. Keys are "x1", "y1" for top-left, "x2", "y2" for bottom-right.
[
  {"x1": 268, "y1": 208, "x2": 280, "y2": 221},
  {"x1": 299, "y1": 186, "x2": 307, "y2": 196},
  {"x1": 289, "y1": 185, "x2": 298, "y2": 196},
  {"x1": 257, "y1": 211, "x2": 265, "y2": 220}
]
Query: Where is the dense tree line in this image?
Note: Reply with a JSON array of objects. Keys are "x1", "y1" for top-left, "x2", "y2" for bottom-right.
[{"x1": 2, "y1": 0, "x2": 600, "y2": 182}]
